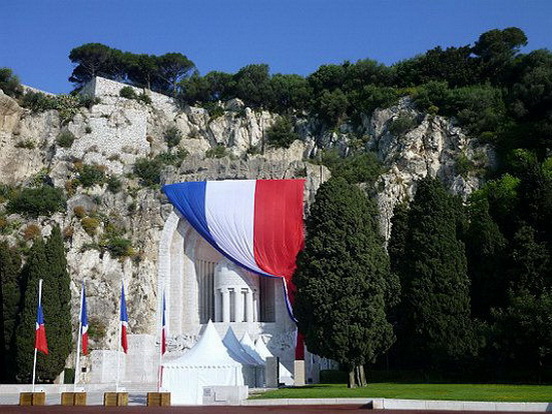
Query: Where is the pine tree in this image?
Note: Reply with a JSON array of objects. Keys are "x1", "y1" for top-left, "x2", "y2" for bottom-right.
[
  {"x1": 0, "y1": 242, "x2": 22, "y2": 381},
  {"x1": 396, "y1": 177, "x2": 478, "y2": 369},
  {"x1": 293, "y1": 177, "x2": 396, "y2": 387}
]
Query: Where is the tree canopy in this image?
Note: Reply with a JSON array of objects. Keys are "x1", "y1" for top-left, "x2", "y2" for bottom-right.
[{"x1": 293, "y1": 177, "x2": 396, "y2": 387}]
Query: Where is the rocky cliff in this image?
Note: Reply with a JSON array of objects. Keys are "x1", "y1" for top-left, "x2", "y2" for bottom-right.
[{"x1": 0, "y1": 77, "x2": 491, "y2": 351}]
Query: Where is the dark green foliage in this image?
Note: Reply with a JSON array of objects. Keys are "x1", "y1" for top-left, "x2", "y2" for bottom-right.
[
  {"x1": 7, "y1": 186, "x2": 66, "y2": 218},
  {"x1": 315, "y1": 88, "x2": 349, "y2": 124},
  {"x1": 266, "y1": 117, "x2": 299, "y2": 149},
  {"x1": 104, "y1": 237, "x2": 133, "y2": 258},
  {"x1": 133, "y1": 157, "x2": 163, "y2": 186},
  {"x1": 119, "y1": 86, "x2": 137, "y2": 99},
  {"x1": 155, "y1": 52, "x2": 195, "y2": 95},
  {"x1": 78, "y1": 164, "x2": 106, "y2": 188},
  {"x1": 234, "y1": 64, "x2": 274, "y2": 108},
  {"x1": 388, "y1": 115, "x2": 418, "y2": 136},
  {"x1": 41, "y1": 226, "x2": 72, "y2": 380},
  {"x1": 320, "y1": 151, "x2": 383, "y2": 185},
  {"x1": 205, "y1": 144, "x2": 228, "y2": 159},
  {"x1": 164, "y1": 127, "x2": 182, "y2": 148},
  {"x1": 69, "y1": 43, "x2": 126, "y2": 87},
  {"x1": 293, "y1": 177, "x2": 396, "y2": 386},
  {"x1": 472, "y1": 27, "x2": 528, "y2": 83},
  {"x1": 106, "y1": 175, "x2": 122, "y2": 193},
  {"x1": 465, "y1": 197, "x2": 507, "y2": 319},
  {"x1": 56, "y1": 130, "x2": 76, "y2": 148},
  {"x1": 392, "y1": 177, "x2": 478, "y2": 369},
  {"x1": 491, "y1": 291, "x2": 552, "y2": 377},
  {"x1": 16, "y1": 238, "x2": 47, "y2": 382},
  {"x1": 0, "y1": 68, "x2": 23, "y2": 98},
  {"x1": 0, "y1": 242, "x2": 22, "y2": 381},
  {"x1": 16, "y1": 229, "x2": 72, "y2": 382},
  {"x1": 20, "y1": 91, "x2": 58, "y2": 112}
]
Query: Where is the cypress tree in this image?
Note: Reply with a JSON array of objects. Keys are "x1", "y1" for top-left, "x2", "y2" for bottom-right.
[
  {"x1": 0, "y1": 242, "x2": 22, "y2": 381},
  {"x1": 396, "y1": 177, "x2": 478, "y2": 369},
  {"x1": 293, "y1": 177, "x2": 396, "y2": 387},
  {"x1": 16, "y1": 238, "x2": 48, "y2": 381},
  {"x1": 465, "y1": 196, "x2": 507, "y2": 319},
  {"x1": 42, "y1": 226, "x2": 72, "y2": 380},
  {"x1": 16, "y1": 227, "x2": 72, "y2": 382}
]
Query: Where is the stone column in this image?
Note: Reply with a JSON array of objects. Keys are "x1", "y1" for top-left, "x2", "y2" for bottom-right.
[
  {"x1": 252, "y1": 291, "x2": 258, "y2": 322},
  {"x1": 215, "y1": 289, "x2": 221, "y2": 322},
  {"x1": 236, "y1": 288, "x2": 245, "y2": 323},
  {"x1": 222, "y1": 289, "x2": 230, "y2": 323},
  {"x1": 245, "y1": 289, "x2": 253, "y2": 322},
  {"x1": 293, "y1": 360, "x2": 305, "y2": 386}
]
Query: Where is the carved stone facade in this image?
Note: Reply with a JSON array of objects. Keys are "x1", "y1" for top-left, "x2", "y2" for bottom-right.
[{"x1": 157, "y1": 210, "x2": 300, "y2": 382}]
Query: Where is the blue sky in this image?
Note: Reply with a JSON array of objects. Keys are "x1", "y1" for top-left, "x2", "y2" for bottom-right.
[{"x1": 1, "y1": 0, "x2": 551, "y2": 93}]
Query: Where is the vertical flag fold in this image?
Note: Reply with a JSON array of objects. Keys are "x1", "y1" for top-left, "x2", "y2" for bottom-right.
[
  {"x1": 120, "y1": 284, "x2": 129, "y2": 353},
  {"x1": 35, "y1": 302, "x2": 48, "y2": 355},
  {"x1": 81, "y1": 284, "x2": 89, "y2": 355}
]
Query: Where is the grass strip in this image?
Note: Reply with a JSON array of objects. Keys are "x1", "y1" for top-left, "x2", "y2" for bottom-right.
[{"x1": 251, "y1": 383, "x2": 552, "y2": 402}]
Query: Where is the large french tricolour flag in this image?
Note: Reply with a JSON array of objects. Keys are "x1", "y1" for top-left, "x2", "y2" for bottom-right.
[{"x1": 162, "y1": 179, "x2": 305, "y2": 318}]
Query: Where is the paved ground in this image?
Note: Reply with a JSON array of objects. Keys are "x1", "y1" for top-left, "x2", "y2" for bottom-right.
[{"x1": 0, "y1": 407, "x2": 544, "y2": 414}]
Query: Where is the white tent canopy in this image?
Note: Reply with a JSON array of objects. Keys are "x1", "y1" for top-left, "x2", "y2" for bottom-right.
[
  {"x1": 223, "y1": 327, "x2": 262, "y2": 387},
  {"x1": 254, "y1": 336, "x2": 294, "y2": 386},
  {"x1": 162, "y1": 321, "x2": 244, "y2": 405},
  {"x1": 240, "y1": 332, "x2": 265, "y2": 365}
]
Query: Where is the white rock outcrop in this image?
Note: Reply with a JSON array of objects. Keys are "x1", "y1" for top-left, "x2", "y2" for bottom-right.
[{"x1": 0, "y1": 78, "x2": 490, "y2": 356}]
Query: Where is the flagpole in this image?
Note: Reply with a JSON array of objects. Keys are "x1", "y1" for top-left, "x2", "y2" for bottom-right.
[
  {"x1": 116, "y1": 282, "x2": 122, "y2": 393},
  {"x1": 157, "y1": 290, "x2": 164, "y2": 392},
  {"x1": 31, "y1": 279, "x2": 43, "y2": 393},
  {"x1": 74, "y1": 282, "x2": 84, "y2": 392}
]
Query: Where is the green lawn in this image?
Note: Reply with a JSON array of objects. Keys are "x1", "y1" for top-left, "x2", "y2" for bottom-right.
[{"x1": 251, "y1": 383, "x2": 552, "y2": 402}]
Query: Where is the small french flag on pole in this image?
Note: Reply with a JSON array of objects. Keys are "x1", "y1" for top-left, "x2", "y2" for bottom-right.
[
  {"x1": 80, "y1": 283, "x2": 89, "y2": 355},
  {"x1": 35, "y1": 302, "x2": 48, "y2": 355},
  {"x1": 120, "y1": 284, "x2": 129, "y2": 353},
  {"x1": 161, "y1": 292, "x2": 167, "y2": 355}
]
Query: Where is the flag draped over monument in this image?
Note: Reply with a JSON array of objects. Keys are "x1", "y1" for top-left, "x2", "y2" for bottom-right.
[{"x1": 162, "y1": 179, "x2": 305, "y2": 317}]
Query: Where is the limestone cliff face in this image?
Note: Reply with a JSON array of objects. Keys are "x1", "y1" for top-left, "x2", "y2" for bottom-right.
[{"x1": 0, "y1": 77, "x2": 490, "y2": 350}]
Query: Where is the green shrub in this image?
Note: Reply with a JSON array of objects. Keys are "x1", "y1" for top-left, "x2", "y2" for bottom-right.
[
  {"x1": 56, "y1": 130, "x2": 76, "y2": 148},
  {"x1": 78, "y1": 164, "x2": 106, "y2": 188},
  {"x1": 138, "y1": 92, "x2": 152, "y2": 105},
  {"x1": 85, "y1": 126, "x2": 92, "y2": 134},
  {"x1": 388, "y1": 114, "x2": 418, "y2": 136},
  {"x1": 81, "y1": 217, "x2": 100, "y2": 236},
  {"x1": 266, "y1": 117, "x2": 300, "y2": 149},
  {"x1": 88, "y1": 317, "x2": 107, "y2": 341},
  {"x1": 119, "y1": 86, "x2": 137, "y2": 99},
  {"x1": 134, "y1": 157, "x2": 162, "y2": 186},
  {"x1": 104, "y1": 237, "x2": 134, "y2": 258},
  {"x1": 319, "y1": 150, "x2": 384, "y2": 185},
  {"x1": 164, "y1": 127, "x2": 182, "y2": 148},
  {"x1": 156, "y1": 149, "x2": 188, "y2": 167},
  {"x1": 14, "y1": 140, "x2": 36, "y2": 149},
  {"x1": 107, "y1": 175, "x2": 122, "y2": 193},
  {"x1": 205, "y1": 144, "x2": 228, "y2": 159},
  {"x1": 63, "y1": 368, "x2": 75, "y2": 384},
  {"x1": 20, "y1": 90, "x2": 57, "y2": 112},
  {"x1": 455, "y1": 153, "x2": 475, "y2": 177},
  {"x1": 0, "y1": 184, "x2": 14, "y2": 203},
  {"x1": 0, "y1": 68, "x2": 23, "y2": 98},
  {"x1": 7, "y1": 185, "x2": 66, "y2": 217}
]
